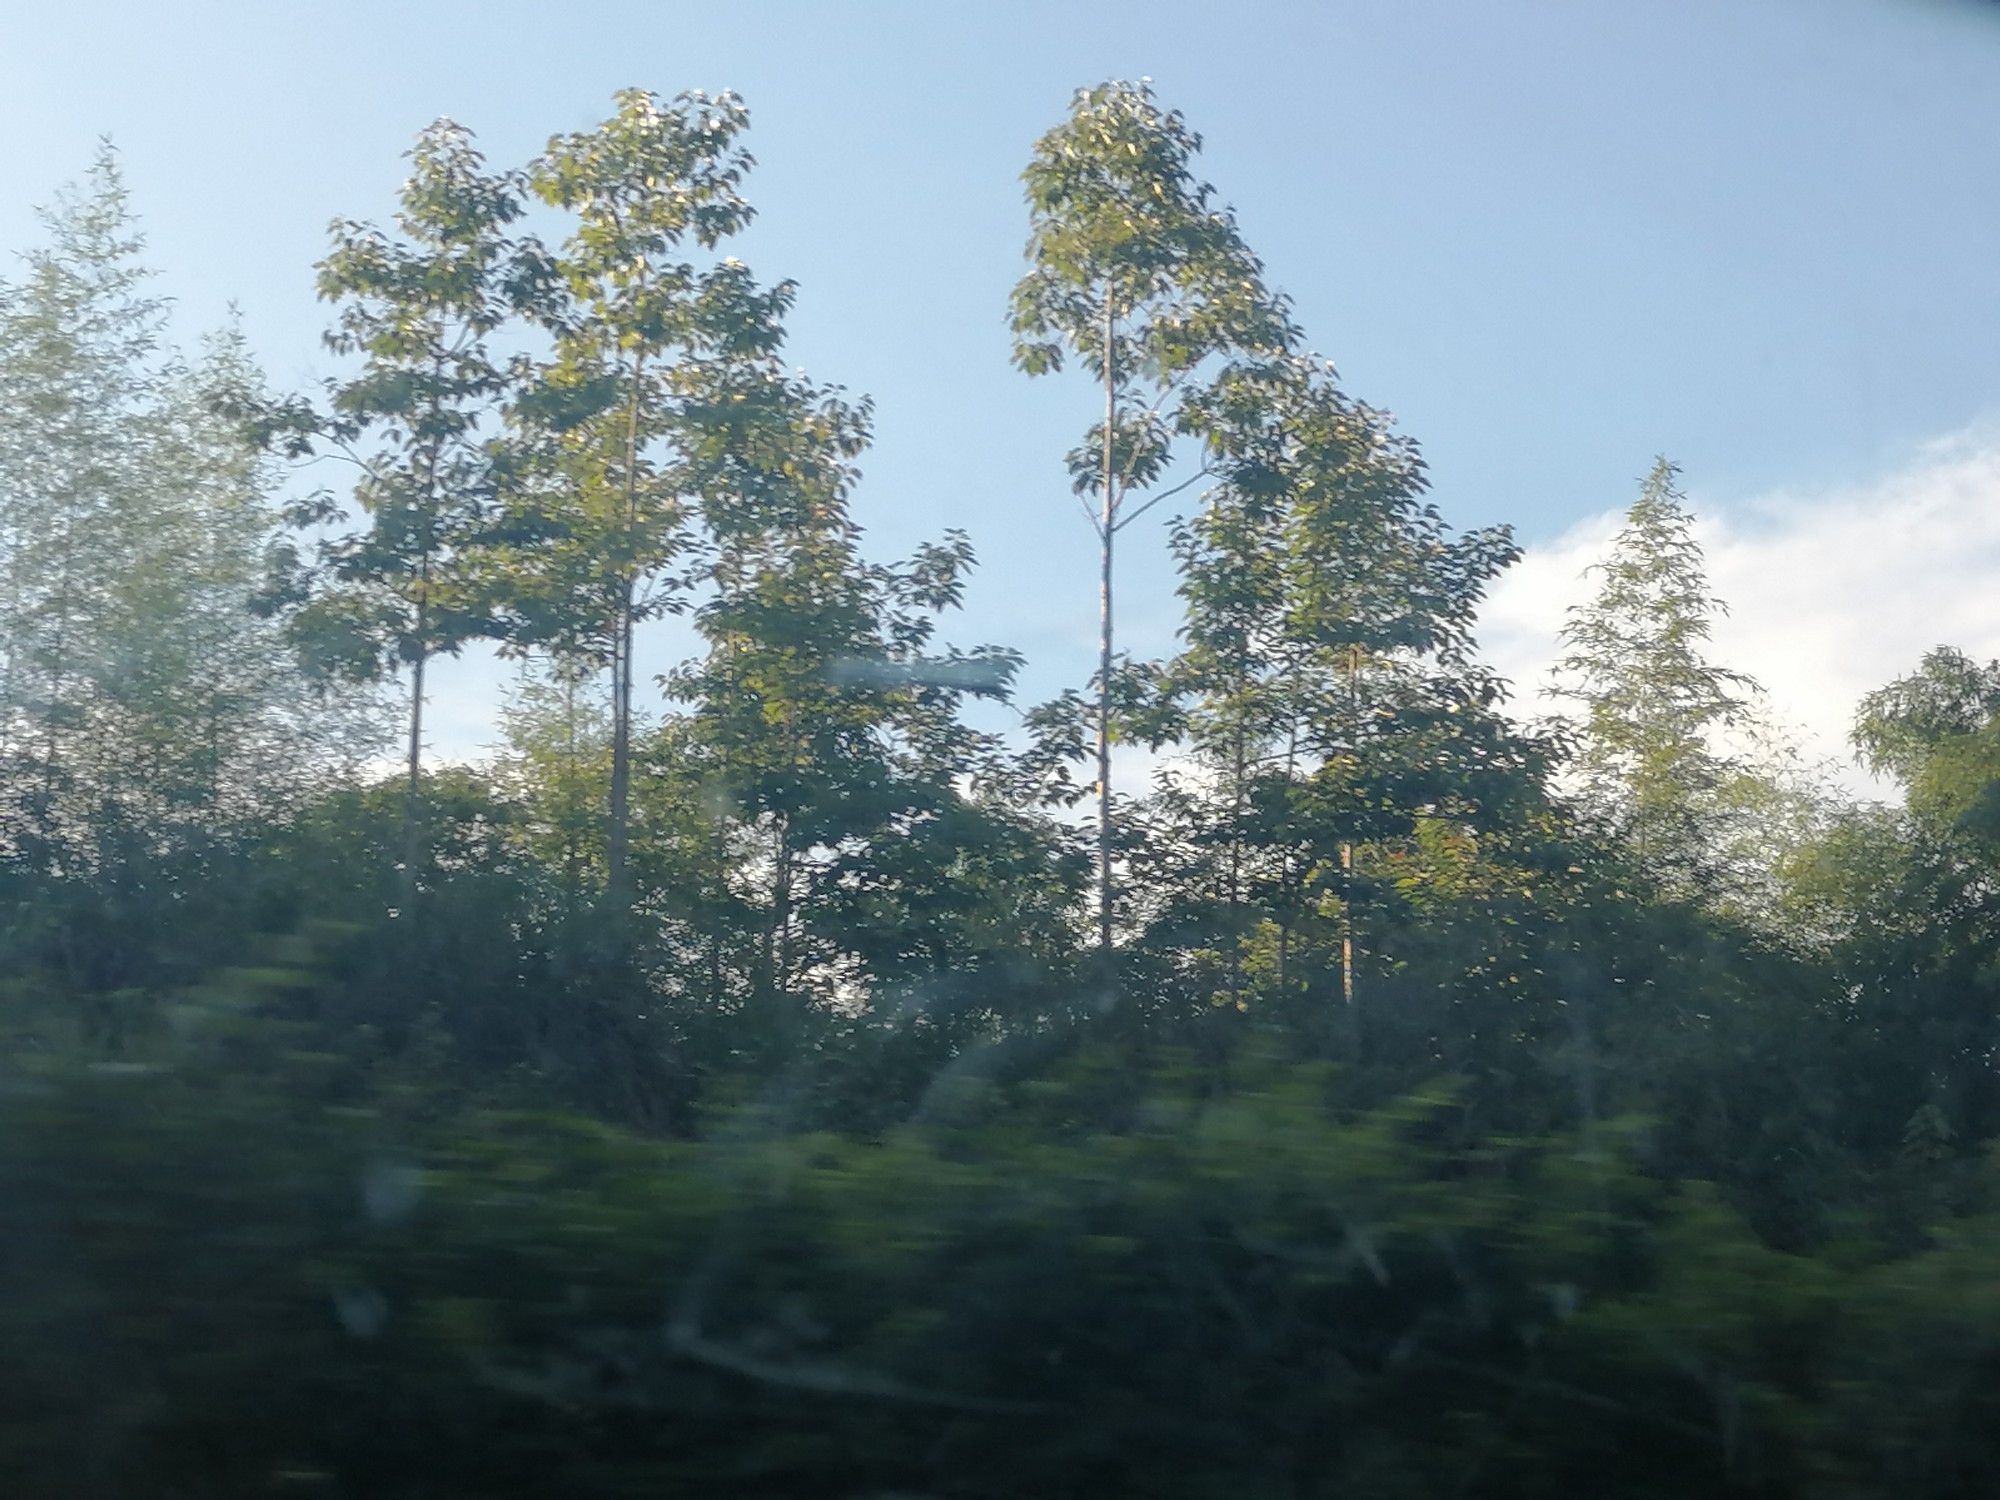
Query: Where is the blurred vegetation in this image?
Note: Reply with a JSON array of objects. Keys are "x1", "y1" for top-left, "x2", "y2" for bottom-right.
[{"x1": 5, "y1": 85, "x2": 2000, "y2": 1497}]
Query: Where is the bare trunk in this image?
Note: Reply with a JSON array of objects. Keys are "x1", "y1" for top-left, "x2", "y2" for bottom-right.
[
  {"x1": 43, "y1": 499, "x2": 74, "y2": 802},
  {"x1": 43, "y1": 608, "x2": 66, "y2": 800},
  {"x1": 400, "y1": 542, "x2": 432, "y2": 915},
  {"x1": 1339, "y1": 839, "x2": 1355, "y2": 1009},
  {"x1": 1097, "y1": 286, "x2": 1116, "y2": 954},
  {"x1": 1228, "y1": 718, "x2": 1245, "y2": 1008},
  {"x1": 402, "y1": 384, "x2": 446, "y2": 917},
  {"x1": 1278, "y1": 703, "x2": 1299, "y2": 998},
  {"x1": 606, "y1": 582, "x2": 634, "y2": 904},
  {"x1": 605, "y1": 344, "x2": 646, "y2": 910},
  {"x1": 1341, "y1": 643, "x2": 1361, "y2": 1011},
  {"x1": 401, "y1": 639, "x2": 426, "y2": 911},
  {"x1": 773, "y1": 814, "x2": 793, "y2": 1000},
  {"x1": 561, "y1": 665, "x2": 583, "y2": 892}
]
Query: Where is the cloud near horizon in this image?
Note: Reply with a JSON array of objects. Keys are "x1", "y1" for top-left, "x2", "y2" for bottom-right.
[{"x1": 1477, "y1": 426, "x2": 2000, "y2": 797}]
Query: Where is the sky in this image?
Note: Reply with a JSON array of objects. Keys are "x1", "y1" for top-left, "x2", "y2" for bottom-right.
[{"x1": 5, "y1": 0, "x2": 2000, "y2": 785}]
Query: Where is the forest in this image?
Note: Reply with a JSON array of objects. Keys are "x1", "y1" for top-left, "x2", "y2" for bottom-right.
[{"x1": 4, "y1": 80, "x2": 2000, "y2": 1497}]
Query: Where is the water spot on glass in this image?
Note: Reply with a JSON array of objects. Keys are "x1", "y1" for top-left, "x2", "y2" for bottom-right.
[
  {"x1": 332, "y1": 1285, "x2": 388, "y2": 1338},
  {"x1": 362, "y1": 1155, "x2": 423, "y2": 1225}
]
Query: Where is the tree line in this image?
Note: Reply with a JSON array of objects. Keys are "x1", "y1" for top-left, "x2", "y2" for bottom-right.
[{"x1": 4, "y1": 81, "x2": 2000, "y2": 1497}]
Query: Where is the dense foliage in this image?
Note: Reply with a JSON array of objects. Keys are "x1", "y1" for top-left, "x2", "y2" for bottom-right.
[{"x1": 4, "y1": 86, "x2": 1999, "y2": 1497}]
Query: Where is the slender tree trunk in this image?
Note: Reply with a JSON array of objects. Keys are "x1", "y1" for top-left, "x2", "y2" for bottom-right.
[
  {"x1": 402, "y1": 404, "x2": 445, "y2": 917},
  {"x1": 773, "y1": 814, "x2": 793, "y2": 1001},
  {"x1": 43, "y1": 607, "x2": 66, "y2": 801},
  {"x1": 1096, "y1": 286, "x2": 1116, "y2": 954},
  {"x1": 0, "y1": 510, "x2": 15, "y2": 767},
  {"x1": 560, "y1": 663, "x2": 582, "y2": 894},
  {"x1": 605, "y1": 345, "x2": 646, "y2": 910},
  {"x1": 1278, "y1": 693, "x2": 1299, "y2": 999},
  {"x1": 42, "y1": 498, "x2": 75, "y2": 805},
  {"x1": 1341, "y1": 643, "x2": 1362, "y2": 1010},
  {"x1": 401, "y1": 543, "x2": 429, "y2": 915},
  {"x1": 402, "y1": 639, "x2": 426, "y2": 911},
  {"x1": 606, "y1": 580, "x2": 634, "y2": 904},
  {"x1": 1339, "y1": 840, "x2": 1354, "y2": 1008},
  {"x1": 1228, "y1": 716, "x2": 1245, "y2": 1008}
]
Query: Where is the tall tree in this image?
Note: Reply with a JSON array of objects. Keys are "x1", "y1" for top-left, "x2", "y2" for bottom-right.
[
  {"x1": 0, "y1": 149, "x2": 369, "y2": 858},
  {"x1": 659, "y1": 357, "x2": 1040, "y2": 1021},
  {"x1": 0, "y1": 147, "x2": 162, "y2": 834},
  {"x1": 504, "y1": 88, "x2": 783, "y2": 909},
  {"x1": 256, "y1": 121, "x2": 539, "y2": 897},
  {"x1": 1550, "y1": 458, "x2": 1765, "y2": 901},
  {"x1": 100, "y1": 328, "x2": 380, "y2": 822},
  {"x1": 1010, "y1": 79, "x2": 1294, "y2": 952},
  {"x1": 1152, "y1": 354, "x2": 1525, "y2": 1017}
]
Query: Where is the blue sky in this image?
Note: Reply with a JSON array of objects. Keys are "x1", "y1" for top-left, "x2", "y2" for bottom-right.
[{"x1": 6, "y1": 0, "x2": 2000, "y2": 766}]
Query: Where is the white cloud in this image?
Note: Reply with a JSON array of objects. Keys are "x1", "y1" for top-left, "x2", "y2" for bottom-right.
[{"x1": 1479, "y1": 426, "x2": 2000, "y2": 797}]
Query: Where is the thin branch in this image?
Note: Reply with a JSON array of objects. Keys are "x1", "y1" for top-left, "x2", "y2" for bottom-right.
[
  {"x1": 1143, "y1": 371, "x2": 1190, "y2": 422},
  {"x1": 1112, "y1": 464, "x2": 1217, "y2": 533},
  {"x1": 1075, "y1": 488, "x2": 1108, "y2": 537}
]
